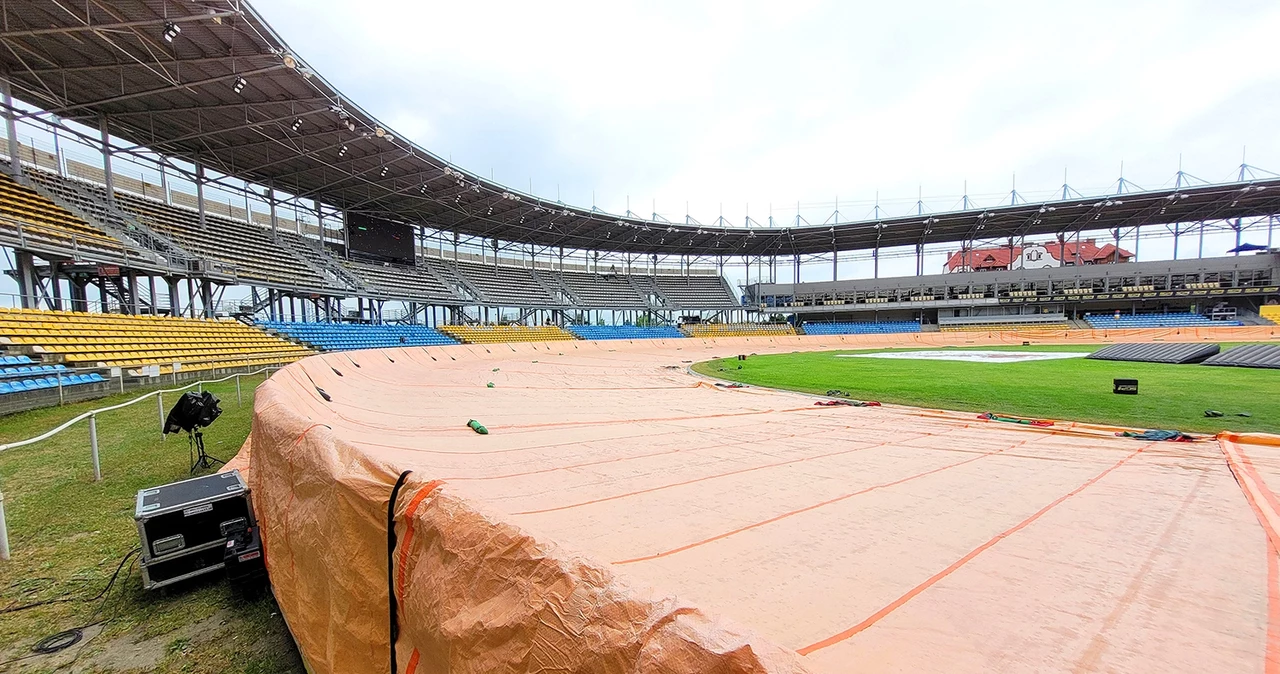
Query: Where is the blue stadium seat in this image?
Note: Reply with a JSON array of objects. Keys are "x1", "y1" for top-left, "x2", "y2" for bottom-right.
[
  {"x1": 256, "y1": 321, "x2": 460, "y2": 352},
  {"x1": 800, "y1": 321, "x2": 922, "y2": 335},
  {"x1": 0, "y1": 382, "x2": 11, "y2": 394},
  {"x1": 1083, "y1": 312, "x2": 1243, "y2": 329},
  {"x1": 565, "y1": 325, "x2": 685, "y2": 340}
]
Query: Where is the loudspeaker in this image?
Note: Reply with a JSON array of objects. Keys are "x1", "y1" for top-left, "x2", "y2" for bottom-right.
[{"x1": 1113, "y1": 378, "x2": 1138, "y2": 395}]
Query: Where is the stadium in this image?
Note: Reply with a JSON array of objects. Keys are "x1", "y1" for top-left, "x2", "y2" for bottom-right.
[{"x1": 0, "y1": 1, "x2": 1279, "y2": 673}]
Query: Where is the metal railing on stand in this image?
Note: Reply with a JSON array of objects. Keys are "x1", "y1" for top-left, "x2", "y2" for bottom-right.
[{"x1": 0, "y1": 364, "x2": 285, "y2": 561}]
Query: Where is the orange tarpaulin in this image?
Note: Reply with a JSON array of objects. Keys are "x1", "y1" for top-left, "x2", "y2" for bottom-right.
[{"x1": 236, "y1": 329, "x2": 1280, "y2": 673}]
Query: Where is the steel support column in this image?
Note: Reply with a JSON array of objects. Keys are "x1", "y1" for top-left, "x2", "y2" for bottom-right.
[
  {"x1": 14, "y1": 251, "x2": 37, "y2": 308},
  {"x1": 1, "y1": 72, "x2": 21, "y2": 177},
  {"x1": 99, "y1": 116, "x2": 114, "y2": 206}
]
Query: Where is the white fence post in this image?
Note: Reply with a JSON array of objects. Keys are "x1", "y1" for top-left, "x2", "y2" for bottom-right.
[
  {"x1": 0, "y1": 489, "x2": 9, "y2": 561},
  {"x1": 89, "y1": 414, "x2": 101, "y2": 482},
  {"x1": 57, "y1": 372, "x2": 64, "y2": 406},
  {"x1": 157, "y1": 392, "x2": 165, "y2": 439},
  {"x1": 236, "y1": 374, "x2": 242, "y2": 406}
]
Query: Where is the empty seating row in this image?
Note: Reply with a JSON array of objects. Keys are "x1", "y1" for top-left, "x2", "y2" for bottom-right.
[
  {"x1": 1, "y1": 354, "x2": 35, "y2": 365},
  {"x1": 111, "y1": 188, "x2": 330, "y2": 288},
  {"x1": 442, "y1": 259, "x2": 558, "y2": 306},
  {"x1": 800, "y1": 321, "x2": 921, "y2": 335},
  {"x1": 2, "y1": 363, "x2": 68, "y2": 378},
  {"x1": 939, "y1": 322, "x2": 1072, "y2": 332},
  {"x1": 0, "y1": 307, "x2": 311, "y2": 373},
  {"x1": 0, "y1": 372, "x2": 107, "y2": 394},
  {"x1": 260, "y1": 321, "x2": 457, "y2": 352},
  {"x1": 1261, "y1": 305, "x2": 1280, "y2": 325},
  {"x1": 552, "y1": 271, "x2": 647, "y2": 307},
  {"x1": 684, "y1": 323, "x2": 797, "y2": 338},
  {"x1": 653, "y1": 276, "x2": 738, "y2": 308},
  {"x1": 438, "y1": 325, "x2": 576, "y2": 344},
  {"x1": 22, "y1": 167, "x2": 330, "y2": 288},
  {"x1": 339, "y1": 258, "x2": 454, "y2": 301},
  {"x1": 1083, "y1": 312, "x2": 1243, "y2": 329},
  {"x1": 0, "y1": 170, "x2": 124, "y2": 255},
  {"x1": 566, "y1": 325, "x2": 685, "y2": 340}
]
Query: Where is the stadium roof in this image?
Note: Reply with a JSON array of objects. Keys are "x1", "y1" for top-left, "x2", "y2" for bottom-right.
[{"x1": 3, "y1": 1, "x2": 1280, "y2": 258}]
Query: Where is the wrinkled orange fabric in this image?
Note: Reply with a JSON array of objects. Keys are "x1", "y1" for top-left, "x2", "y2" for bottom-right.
[{"x1": 236, "y1": 327, "x2": 1280, "y2": 673}]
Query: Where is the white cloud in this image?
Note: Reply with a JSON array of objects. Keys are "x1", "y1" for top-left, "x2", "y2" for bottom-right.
[{"x1": 256, "y1": 0, "x2": 1280, "y2": 226}]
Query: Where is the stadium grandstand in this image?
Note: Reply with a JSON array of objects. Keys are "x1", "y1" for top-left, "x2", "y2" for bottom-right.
[{"x1": 1, "y1": 2, "x2": 1280, "y2": 674}]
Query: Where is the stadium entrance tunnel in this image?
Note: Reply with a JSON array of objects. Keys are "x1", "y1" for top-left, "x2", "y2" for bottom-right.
[{"x1": 232, "y1": 327, "x2": 1280, "y2": 674}]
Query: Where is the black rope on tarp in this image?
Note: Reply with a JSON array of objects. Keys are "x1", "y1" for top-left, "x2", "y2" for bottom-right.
[{"x1": 387, "y1": 470, "x2": 413, "y2": 674}]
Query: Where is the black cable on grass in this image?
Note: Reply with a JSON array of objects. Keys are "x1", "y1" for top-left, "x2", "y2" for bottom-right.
[
  {"x1": 0, "y1": 547, "x2": 141, "y2": 667},
  {"x1": 0, "y1": 547, "x2": 139, "y2": 616}
]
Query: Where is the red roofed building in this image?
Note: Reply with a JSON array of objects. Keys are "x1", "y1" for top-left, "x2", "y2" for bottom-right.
[{"x1": 945, "y1": 239, "x2": 1133, "y2": 273}]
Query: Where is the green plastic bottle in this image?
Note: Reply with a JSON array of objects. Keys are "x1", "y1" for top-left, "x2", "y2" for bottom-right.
[{"x1": 467, "y1": 419, "x2": 488, "y2": 435}]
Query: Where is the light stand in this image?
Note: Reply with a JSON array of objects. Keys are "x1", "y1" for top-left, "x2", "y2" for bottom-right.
[{"x1": 188, "y1": 428, "x2": 223, "y2": 474}]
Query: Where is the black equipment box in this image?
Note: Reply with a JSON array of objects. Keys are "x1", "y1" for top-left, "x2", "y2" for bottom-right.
[
  {"x1": 1113, "y1": 378, "x2": 1139, "y2": 395},
  {"x1": 135, "y1": 470, "x2": 253, "y2": 590}
]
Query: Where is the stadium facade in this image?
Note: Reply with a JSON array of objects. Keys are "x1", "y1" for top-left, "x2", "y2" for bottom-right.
[{"x1": 0, "y1": 0, "x2": 1275, "y2": 331}]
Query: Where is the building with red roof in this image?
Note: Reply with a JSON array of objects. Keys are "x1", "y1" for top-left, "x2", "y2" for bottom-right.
[{"x1": 945, "y1": 239, "x2": 1133, "y2": 273}]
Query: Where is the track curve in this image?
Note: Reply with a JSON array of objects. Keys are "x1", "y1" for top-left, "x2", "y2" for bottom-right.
[{"x1": 236, "y1": 329, "x2": 1280, "y2": 674}]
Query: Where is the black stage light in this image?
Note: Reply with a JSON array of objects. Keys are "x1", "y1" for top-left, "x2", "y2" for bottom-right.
[{"x1": 164, "y1": 391, "x2": 224, "y2": 473}]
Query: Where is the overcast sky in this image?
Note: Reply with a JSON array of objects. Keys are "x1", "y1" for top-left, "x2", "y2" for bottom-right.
[
  {"x1": 4, "y1": 0, "x2": 1279, "y2": 305},
  {"x1": 259, "y1": 0, "x2": 1280, "y2": 225}
]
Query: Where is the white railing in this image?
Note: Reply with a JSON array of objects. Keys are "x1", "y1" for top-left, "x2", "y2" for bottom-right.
[{"x1": 0, "y1": 365, "x2": 284, "y2": 561}]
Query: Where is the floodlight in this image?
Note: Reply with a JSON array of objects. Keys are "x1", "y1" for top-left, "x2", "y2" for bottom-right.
[
  {"x1": 163, "y1": 22, "x2": 182, "y2": 42},
  {"x1": 232, "y1": 76, "x2": 247, "y2": 94},
  {"x1": 380, "y1": 166, "x2": 389, "y2": 177},
  {"x1": 291, "y1": 118, "x2": 303, "y2": 132},
  {"x1": 338, "y1": 145, "x2": 348, "y2": 158}
]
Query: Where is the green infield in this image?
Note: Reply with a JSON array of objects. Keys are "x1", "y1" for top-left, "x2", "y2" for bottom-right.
[
  {"x1": 693, "y1": 344, "x2": 1280, "y2": 434},
  {"x1": 0, "y1": 375, "x2": 304, "y2": 673}
]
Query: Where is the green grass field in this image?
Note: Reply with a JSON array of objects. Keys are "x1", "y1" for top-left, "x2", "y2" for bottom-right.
[
  {"x1": 0, "y1": 375, "x2": 304, "y2": 673},
  {"x1": 693, "y1": 344, "x2": 1280, "y2": 434}
]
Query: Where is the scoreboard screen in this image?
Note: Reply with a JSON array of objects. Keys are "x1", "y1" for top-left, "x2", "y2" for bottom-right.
[{"x1": 347, "y1": 213, "x2": 414, "y2": 264}]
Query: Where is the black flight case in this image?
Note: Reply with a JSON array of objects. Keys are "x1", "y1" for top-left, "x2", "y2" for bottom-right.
[{"x1": 134, "y1": 470, "x2": 255, "y2": 590}]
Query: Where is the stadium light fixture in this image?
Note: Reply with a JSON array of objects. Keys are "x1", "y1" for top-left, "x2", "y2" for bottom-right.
[
  {"x1": 337, "y1": 145, "x2": 348, "y2": 158},
  {"x1": 232, "y1": 76, "x2": 247, "y2": 94},
  {"x1": 291, "y1": 118, "x2": 303, "y2": 132},
  {"x1": 380, "y1": 166, "x2": 390, "y2": 177},
  {"x1": 162, "y1": 22, "x2": 182, "y2": 42}
]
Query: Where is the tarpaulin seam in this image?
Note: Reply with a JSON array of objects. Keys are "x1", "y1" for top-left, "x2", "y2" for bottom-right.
[
  {"x1": 344, "y1": 421, "x2": 812, "y2": 458},
  {"x1": 488, "y1": 406, "x2": 816, "y2": 432},
  {"x1": 1218, "y1": 436, "x2": 1280, "y2": 674},
  {"x1": 396, "y1": 480, "x2": 445, "y2": 606},
  {"x1": 1069, "y1": 471, "x2": 1209, "y2": 672},
  {"x1": 614, "y1": 434, "x2": 1041, "y2": 565},
  {"x1": 440, "y1": 419, "x2": 892, "y2": 482},
  {"x1": 516, "y1": 427, "x2": 954, "y2": 516},
  {"x1": 795, "y1": 442, "x2": 1152, "y2": 656}
]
